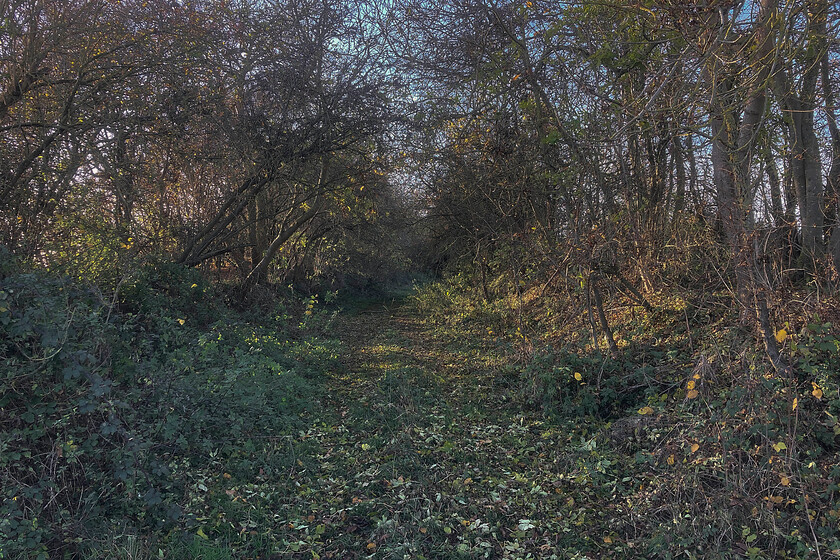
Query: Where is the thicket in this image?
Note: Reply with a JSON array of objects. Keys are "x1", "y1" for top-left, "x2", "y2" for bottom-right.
[
  {"x1": 0, "y1": 255, "x2": 340, "y2": 559},
  {"x1": 411, "y1": 232, "x2": 840, "y2": 556}
]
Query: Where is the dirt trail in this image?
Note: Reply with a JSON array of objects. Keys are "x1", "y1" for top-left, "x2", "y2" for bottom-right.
[{"x1": 300, "y1": 302, "x2": 612, "y2": 559}]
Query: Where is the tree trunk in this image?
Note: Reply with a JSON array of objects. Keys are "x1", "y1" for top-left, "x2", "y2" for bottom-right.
[
  {"x1": 822, "y1": 47, "x2": 840, "y2": 268},
  {"x1": 772, "y1": 0, "x2": 826, "y2": 267},
  {"x1": 673, "y1": 135, "x2": 686, "y2": 216},
  {"x1": 240, "y1": 160, "x2": 328, "y2": 297},
  {"x1": 706, "y1": 0, "x2": 777, "y2": 323},
  {"x1": 590, "y1": 273, "x2": 619, "y2": 358}
]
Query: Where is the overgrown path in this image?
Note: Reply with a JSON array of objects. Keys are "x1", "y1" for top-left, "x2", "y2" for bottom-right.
[{"x1": 288, "y1": 301, "x2": 623, "y2": 559}]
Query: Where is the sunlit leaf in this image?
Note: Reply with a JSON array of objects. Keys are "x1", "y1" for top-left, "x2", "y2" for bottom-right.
[
  {"x1": 638, "y1": 406, "x2": 654, "y2": 415},
  {"x1": 686, "y1": 389, "x2": 699, "y2": 399},
  {"x1": 690, "y1": 443, "x2": 699, "y2": 453},
  {"x1": 686, "y1": 380, "x2": 695, "y2": 390},
  {"x1": 574, "y1": 372, "x2": 583, "y2": 381},
  {"x1": 775, "y1": 329, "x2": 787, "y2": 343},
  {"x1": 772, "y1": 441, "x2": 787, "y2": 452}
]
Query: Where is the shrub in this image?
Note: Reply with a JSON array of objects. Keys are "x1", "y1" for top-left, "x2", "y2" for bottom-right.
[{"x1": 1, "y1": 262, "x2": 339, "y2": 558}]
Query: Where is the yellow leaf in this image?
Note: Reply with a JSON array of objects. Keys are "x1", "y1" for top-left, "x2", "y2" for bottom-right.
[
  {"x1": 667, "y1": 454, "x2": 675, "y2": 465},
  {"x1": 772, "y1": 441, "x2": 787, "y2": 452},
  {"x1": 775, "y1": 329, "x2": 787, "y2": 343},
  {"x1": 780, "y1": 475, "x2": 790, "y2": 486},
  {"x1": 687, "y1": 389, "x2": 699, "y2": 399},
  {"x1": 638, "y1": 406, "x2": 654, "y2": 415},
  {"x1": 792, "y1": 397, "x2": 798, "y2": 411},
  {"x1": 366, "y1": 542, "x2": 376, "y2": 551},
  {"x1": 691, "y1": 443, "x2": 700, "y2": 453},
  {"x1": 177, "y1": 318, "x2": 185, "y2": 325},
  {"x1": 223, "y1": 472, "x2": 231, "y2": 479},
  {"x1": 603, "y1": 536, "x2": 613, "y2": 543},
  {"x1": 574, "y1": 372, "x2": 583, "y2": 381},
  {"x1": 812, "y1": 383, "x2": 823, "y2": 400},
  {"x1": 361, "y1": 443, "x2": 371, "y2": 451},
  {"x1": 692, "y1": 373, "x2": 701, "y2": 380},
  {"x1": 686, "y1": 380, "x2": 696, "y2": 390},
  {"x1": 190, "y1": 283, "x2": 198, "y2": 289},
  {"x1": 196, "y1": 528, "x2": 208, "y2": 540}
]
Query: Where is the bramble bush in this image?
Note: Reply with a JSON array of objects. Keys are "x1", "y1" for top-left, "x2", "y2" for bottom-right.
[{"x1": 0, "y1": 259, "x2": 339, "y2": 559}]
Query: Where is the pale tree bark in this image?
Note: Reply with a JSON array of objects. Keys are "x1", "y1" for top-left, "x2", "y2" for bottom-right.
[
  {"x1": 823, "y1": 38, "x2": 840, "y2": 268},
  {"x1": 771, "y1": 0, "x2": 827, "y2": 266},
  {"x1": 706, "y1": 0, "x2": 786, "y2": 371}
]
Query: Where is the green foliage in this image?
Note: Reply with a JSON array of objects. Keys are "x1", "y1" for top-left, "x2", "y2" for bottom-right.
[
  {"x1": 409, "y1": 271, "x2": 840, "y2": 557},
  {"x1": 0, "y1": 270, "x2": 123, "y2": 558},
  {"x1": 120, "y1": 260, "x2": 219, "y2": 326},
  {"x1": 0, "y1": 263, "x2": 338, "y2": 559},
  {"x1": 521, "y1": 348, "x2": 644, "y2": 419}
]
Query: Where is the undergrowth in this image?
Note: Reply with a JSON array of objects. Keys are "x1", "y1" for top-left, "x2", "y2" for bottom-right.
[
  {"x1": 410, "y1": 274, "x2": 840, "y2": 558},
  {"x1": 0, "y1": 260, "x2": 339, "y2": 559},
  {"x1": 3, "y1": 253, "x2": 839, "y2": 559}
]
